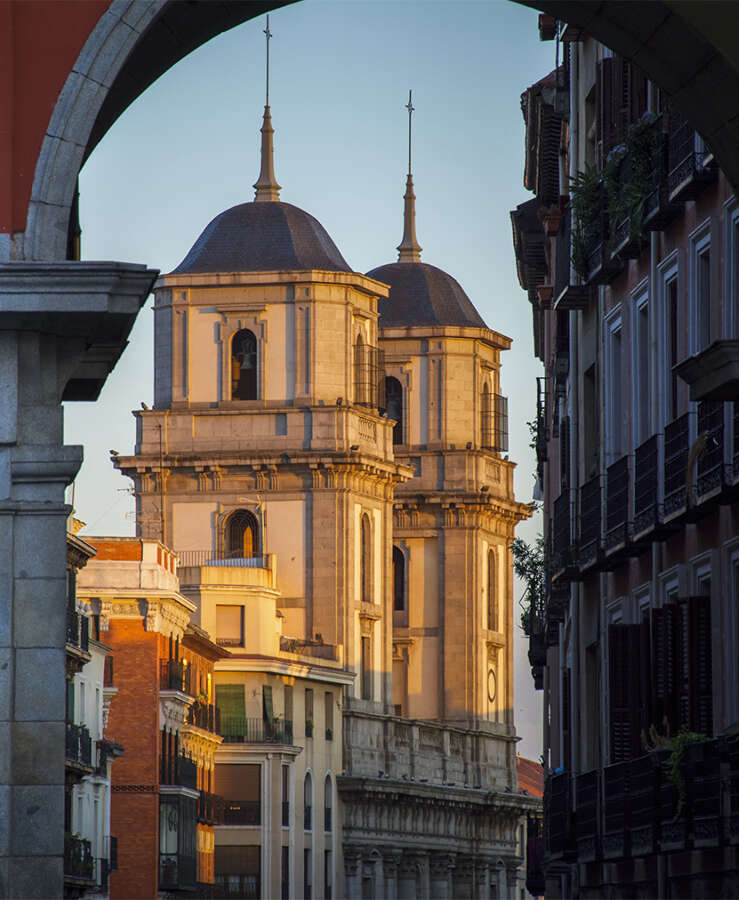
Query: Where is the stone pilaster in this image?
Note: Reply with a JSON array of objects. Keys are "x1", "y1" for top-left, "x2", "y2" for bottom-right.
[
  {"x1": 381, "y1": 849, "x2": 402, "y2": 900},
  {"x1": 429, "y1": 852, "x2": 456, "y2": 899},
  {"x1": 0, "y1": 262, "x2": 156, "y2": 898},
  {"x1": 343, "y1": 847, "x2": 362, "y2": 899}
]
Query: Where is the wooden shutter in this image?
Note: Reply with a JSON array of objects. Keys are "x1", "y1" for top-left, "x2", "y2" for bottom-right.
[
  {"x1": 609, "y1": 624, "x2": 643, "y2": 762},
  {"x1": 690, "y1": 596, "x2": 713, "y2": 735},
  {"x1": 560, "y1": 416, "x2": 570, "y2": 490},
  {"x1": 638, "y1": 619, "x2": 652, "y2": 747},
  {"x1": 562, "y1": 667, "x2": 572, "y2": 771}
]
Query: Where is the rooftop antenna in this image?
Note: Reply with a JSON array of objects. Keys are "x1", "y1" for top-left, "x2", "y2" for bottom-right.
[
  {"x1": 254, "y1": 14, "x2": 281, "y2": 202},
  {"x1": 397, "y1": 89, "x2": 422, "y2": 262}
]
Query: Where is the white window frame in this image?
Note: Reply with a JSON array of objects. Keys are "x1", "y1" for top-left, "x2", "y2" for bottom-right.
[
  {"x1": 632, "y1": 582, "x2": 651, "y2": 623},
  {"x1": 630, "y1": 279, "x2": 650, "y2": 448},
  {"x1": 604, "y1": 306, "x2": 624, "y2": 464},
  {"x1": 723, "y1": 196, "x2": 739, "y2": 338},
  {"x1": 688, "y1": 218, "x2": 718, "y2": 355},
  {"x1": 657, "y1": 250, "x2": 684, "y2": 428}
]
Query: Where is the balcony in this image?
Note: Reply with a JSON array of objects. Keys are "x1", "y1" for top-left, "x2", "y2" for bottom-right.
[
  {"x1": 223, "y1": 799, "x2": 260, "y2": 826},
  {"x1": 65, "y1": 722, "x2": 93, "y2": 771},
  {"x1": 551, "y1": 491, "x2": 576, "y2": 581},
  {"x1": 64, "y1": 834, "x2": 94, "y2": 884},
  {"x1": 220, "y1": 716, "x2": 293, "y2": 745},
  {"x1": 604, "y1": 456, "x2": 631, "y2": 558},
  {"x1": 633, "y1": 435, "x2": 659, "y2": 540},
  {"x1": 609, "y1": 150, "x2": 648, "y2": 260},
  {"x1": 668, "y1": 111, "x2": 717, "y2": 202},
  {"x1": 178, "y1": 552, "x2": 276, "y2": 592},
  {"x1": 66, "y1": 608, "x2": 90, "y2": 651},
  {"x1": 198, "y1": 790, "x2": 226, "y2": 826},
  {"x1": 602, "y1": 761, "x2": 629, "y2": 859},
  {"x1": 544, "y1": 771, "x2": 573, "y2": 860},
  {"x1": 586, "y1": 231, "x2": 624, "y2": 286},
  {"x1": 160, "y1": 659, "x2": 192, "y2": 696},
  {"x1": 161, "y1": 753, "x2": 198, "y2": 791},
  {"x1": 695, "y1": 400, "x2": 726, "y2": 503},
  {"x1": 575, "y1": 770, "x2": 599, "y2": 862},
  {"x1": 578, "y1": 476, "x2": 602, "y2": 572},
  {"x1": 664, "y1": 412, "x2": 690, "y2": 520},
  {"x1": 159, "y1": 853, "x2": 196, "y2": 892},
  {"x1": 186, "y1": 701, "x2": 220, "y2": 734},
  {"x1": 643, "y1": 121, "x2": 682, "y2": 232}
]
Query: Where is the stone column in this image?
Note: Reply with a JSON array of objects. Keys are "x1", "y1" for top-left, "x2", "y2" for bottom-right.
[
  {"x1": 397, "y1": 852, "x2": 419, "y2": 900},
  {"x1": 343, "y1": 847, "x2": 362, "y2": 900},
  {"x1": 0, "y1": 262, "x2": 156, "y2": 899},
  {"x1": 429, "y1": 852, "x2": 455, "y2": 899},
  {"x1": 381, "y1": 849, "x2": 402, "y2": 900},
  {"x1": 452, "y1": 854, "x2": 474, "y2": 900}
]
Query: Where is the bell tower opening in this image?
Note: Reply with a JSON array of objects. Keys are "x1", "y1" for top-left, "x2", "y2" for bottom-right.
[{"x1": 231, "y1": 329, "x2": 258, "y2": 400}]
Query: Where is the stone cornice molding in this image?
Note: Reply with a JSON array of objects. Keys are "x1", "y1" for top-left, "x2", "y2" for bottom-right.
[
  {"x1": 157, "y1": 268, "x2": 391, "y2": 299},
  {"x1": 216, "y1": 656, "x2": 355, "y2": 686},
  {"x1": 80, "y1": 592, "x2": 193, "y2": 637},
  {"x1": 379, "y1": 323, "x2": 512, "y2": 351}
]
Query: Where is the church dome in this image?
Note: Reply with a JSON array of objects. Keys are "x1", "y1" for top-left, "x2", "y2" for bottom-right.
[
  {"x1": 173, "y1": 201, "x2": 351, "y2": 274},
  {"x1": 367, "y1": 261, "x2": 486, "y2": 328}
]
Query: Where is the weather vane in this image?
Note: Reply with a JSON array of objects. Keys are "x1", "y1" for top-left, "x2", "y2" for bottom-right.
[
  {"x1": 264, "y1": 15, "x2": 273, "y2": 106},
  {"x1": 405, "y1": 89, "x2": 414, "y2": 176}
]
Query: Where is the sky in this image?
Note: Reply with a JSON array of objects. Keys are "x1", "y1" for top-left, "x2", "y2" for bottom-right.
[{"x1": 64, "y1": 0, "x2": 554, "y2": 761}]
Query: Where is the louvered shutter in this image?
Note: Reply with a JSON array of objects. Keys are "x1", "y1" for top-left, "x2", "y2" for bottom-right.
[
  {"x1": 638, "y1": 619, "x2": 652, "y2": 751},
  {"x1": 562, "y1": 667, "x2": 572, "y2": 771},
  {"x1": 675, "y1": 599, "x2": 692, "y2": 731},
  {"x1": 691, "y1": 596, "x2": 713, "y2": 735},
  {"x1": 560, "y1": 416, "x2": 570, "y2": 490}
]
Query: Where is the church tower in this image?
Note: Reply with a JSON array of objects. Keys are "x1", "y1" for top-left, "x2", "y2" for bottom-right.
[{"x1": 368, "y1": 92, "x2": 531, "y2": 737}]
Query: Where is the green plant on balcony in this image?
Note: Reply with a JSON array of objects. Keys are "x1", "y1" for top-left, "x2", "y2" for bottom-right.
[
  {"x1": 604, "y1": 116, "x2": 659, "y2": 254},
  {"x1": 643, "y1": 722, "x2": 708, "y2": 817},
  {"x1": 569, "y1": 164, "x2": 604, "y2": 280},
  {"x1": 512, "y1": 536, "x2": 546, "y2": 637}
]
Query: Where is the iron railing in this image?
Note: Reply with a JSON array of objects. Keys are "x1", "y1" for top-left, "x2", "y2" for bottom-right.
[
  {"x1": 605, "y1": 456, "x2": 629, "y2": 551},
  {"x1": 186, "y1": 702, "x2": 220, "y2": 734},
  {"x1": 160, "y1": 659, "x2": 192, "y2": 695},
  {"x1": 161, "y1": 753, "x2": 198, "y2": 790},
  {"x1": 353, "y1": 343, "x2": 385, "y2": 411},
  {"x1": 198, "y1": 791, "x2": 226, "y2": 825},
  {"x1": 159, "y1": 853, "x2": 197, "y2": 891},
  {"x1": 578, "y1": 476, "x2": 602, "y2": 569},
  {"x1": 223, "y1": 800, "x2": 260, "y2": 826},
  {"x1": 575, "y1": 770, "x2": 600, "y2": 862},
  {"x1": 667, "y1": 109, "x2": 716, "y2": 201},
  {"x1": 66, "y1": 608, "x2": 90, "y2": 652},
  {"x1": 633, "y1": 435, "x2": 659, "y2": 536},
  {"x1": 220, "y1": 716, "x2": 293, "y2": 745},
  {"x1": 664, "y1": 412, "x2": 690, "y2": 516},
  {"x1": 696, "y1": 400, "x2": 725, "y2": 499},
  {"x1": 551, "y1": 491, "x2": 574, "y2": 577},
  {"x1": 65, "y1": 722, "x2": 92, "y2": 768},
  {"x1": 64, "y1": 834, "x2": 94, "y2": 881},
  {"x1": 177, "y1": 551, "x2": 268, "y2": 568}
]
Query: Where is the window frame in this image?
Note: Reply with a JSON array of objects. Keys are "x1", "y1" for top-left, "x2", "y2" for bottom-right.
[
  {"x1": 604, "y1": 305, "x2": 624, "y2": 464},
  {"x1": 688, "y1": 217, "x2": 718, "y2": 355},
  {"x1": 630, "y1": 279, "x2": 650, "y2": 448}
]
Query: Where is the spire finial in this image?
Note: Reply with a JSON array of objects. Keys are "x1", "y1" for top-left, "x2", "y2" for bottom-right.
[
  {"x1": 254, "y1": 15, "x2": 281, "y2": 202},
  {"x1": 397, "y1": 89, "x2": 422, "y2": 262}
]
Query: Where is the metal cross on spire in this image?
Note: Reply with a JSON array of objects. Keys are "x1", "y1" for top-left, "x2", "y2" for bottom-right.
[
  {"x1": 264, "y1": 15, "x2": 272, "y2": 106},
  {"x1": 406, "y1": 89, "x2": 415, "y2": 176},
  {"x1": 397, "y1": 89, "x2": 422, "y2": 262}
]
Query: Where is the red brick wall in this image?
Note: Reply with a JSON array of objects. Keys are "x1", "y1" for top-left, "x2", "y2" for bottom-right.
[{"x1": 105, "y1": 619, "x2": 161, "y2": 898}]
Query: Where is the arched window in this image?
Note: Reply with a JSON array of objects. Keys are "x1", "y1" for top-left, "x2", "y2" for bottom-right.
[
  {"x1": 392, "y1": 546, "x2": 405, "y2": 612},
  {"x1": 324, "y1": 774, "x2": 332, "y2": 832},
  {"x1": 226, "y1": 510, "x2": 260, "y2": 559},
  {"x1": 303, "y1": 772, "x2": 313, "y2": 831},
  {"x1": 482, "y1": 383, "x2": 493, "y2": 449},
  {"x1": 487, "y1": 548, "x2": 497, "y2": 631},
  {"x1": 231, "y1": 329, "x2": 257, "y2": 400},
  {"x1": 361, "y1": 514, "x2": 372, "y2": 604},
  {"x1": 386, "y1": 376, "x2": 403, "y2": 445}
]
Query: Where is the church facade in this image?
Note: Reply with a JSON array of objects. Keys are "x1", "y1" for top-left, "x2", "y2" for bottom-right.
[{"x1": 115, "y1": 97, "x2": 536, "y2": 899}]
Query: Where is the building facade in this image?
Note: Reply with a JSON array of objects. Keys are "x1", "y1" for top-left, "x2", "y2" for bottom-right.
[
  {"x1": 512, "y1": 19, "x2": 739, "y2": 898},
  {"x1": 105, "y1": 97, "x2": 538, "y2": 898}
]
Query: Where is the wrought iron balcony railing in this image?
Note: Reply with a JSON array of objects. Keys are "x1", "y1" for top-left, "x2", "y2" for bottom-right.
[
  {"x1": 220, "y1": 716, "x2": 293, "y2": 745},
  {"x1": 198, "y1": 791, "x2": 226, "y2": 825},
  {"x1": 65, "y1": 722, "x2": 93, "y2": 768},
  {"x1": 575, "y1": 770, "x2": 599, "y2": 862},
  {"x1": 578, "y1": 476, "x2": 602, "y2": 571},
  {"x1": 668, "y1": 110, "x2": 717, "y2": 202},
  {"x1": 186, "y1": 701, "x2": 220, "y2": 734},
  {"x1": 633, "y1": 435, "x2": 659, "y2": 537},
  {"x1": 551, "y1": 491, "x2": 575, "y2": 578},
  {"x1": 64, "y1": 834, "x2": 94, "y2": 882},
  {"x1": 66, "y1": 608, "x2": 90, "y2": 652},
  {"x1": 696, "y1": 400, "x2": 725, "y2": 500},
  {"x1": 160, "y1": 659, "x2": 192, "y2": 695},
  {"x1": 605, "y1": 455, "x2": 630, "y2": 553},
  {"x1": 223, "y1": 799, "x2": 260, "y2": 826},
  {"x1": 664, "y1": 412, "x2": 690, "y2": 518},
  {"x1": 161, "y1": 753, "x2": 198, "y2": 791}
]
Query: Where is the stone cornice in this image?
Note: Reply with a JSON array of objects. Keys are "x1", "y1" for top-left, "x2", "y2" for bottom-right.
[
  {"x1": 379, "y1": 323, "x2": 512, "y2": 351},
  {"x1": 156, "y1": 268, "x2": 391, "y2": 299},
  {"x1": 217, "y1": 655, "x2": 355, "y2": 686}
]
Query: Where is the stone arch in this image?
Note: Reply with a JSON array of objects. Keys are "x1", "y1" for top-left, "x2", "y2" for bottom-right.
[{"x1": 23, "y1": 0, "x2": 284, "y2": 262}]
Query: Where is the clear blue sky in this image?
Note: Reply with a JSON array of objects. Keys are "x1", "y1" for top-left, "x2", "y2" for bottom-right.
[{"x1": 65, "y1": 0, "x2": 554, "y2": 760}]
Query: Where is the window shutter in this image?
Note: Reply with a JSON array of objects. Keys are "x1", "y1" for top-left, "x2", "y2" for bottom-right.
[
  {"x1": 560, "y1": 416, "x2": 570, "y2": 490},
  {"x1": 562, "y1": 667, "x2": 571, "y2": 771},
  {"x1": 609, "y1": 624, "x2": 642, "y2": 762},
  {"x1": 262, "y1": 684, "x2": 274, "y2": 726},
  {"x1": 675, "y1": 599, "x2": 692, "y2": 731},
  {"x1": 686, "y1": 596, "x2": 713, "y2": 735},
  {"x1": 494, "y1": 394, "x2": 509, "y2": 452},
  {"x1": 638, "y1": 619, "x2": 652, "y2": 751}
]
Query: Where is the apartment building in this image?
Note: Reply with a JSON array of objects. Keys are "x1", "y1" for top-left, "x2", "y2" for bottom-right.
[{"x1": 512, "y1": 20, "x2": 739, "y2": 899}]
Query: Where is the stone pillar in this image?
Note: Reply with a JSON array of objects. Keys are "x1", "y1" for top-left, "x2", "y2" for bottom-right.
[
  {"x1": 343, "y1": 847, "x2": 362, "y2": 900},
  {"x1": 397, "y1": 852, "x2": 419, "y2": 900},
  {"x1": 381, "y1": 849, "x2": 402, "y2": 900},
  {"x1": 452, "y1": 854, "x2": 474, "y2": 900},
  {"x1": 0, "y1": 262, "x2": 156, "y2": 899},
  {"x1": 429, "y1": 852, "x2": 455, "y2": 899},
  {"x1": 473, "y1": 861, "x2": 490, "y2": 900}
]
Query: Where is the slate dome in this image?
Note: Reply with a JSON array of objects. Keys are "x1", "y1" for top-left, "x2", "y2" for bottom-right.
[
  {"x1": 367, "y1": 261, "x2": 486, "y2": 328},
  {"x1": 173, "y1": 201, "x2": 351, "y2": 274}
]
